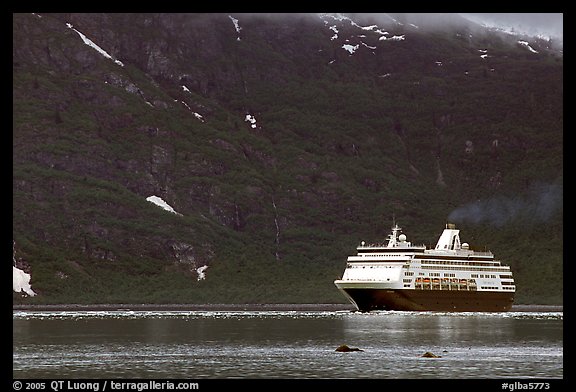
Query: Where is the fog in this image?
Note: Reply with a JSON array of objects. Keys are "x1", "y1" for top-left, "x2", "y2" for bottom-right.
[
  {"x1": 229, "y1": 13, "x2": 562, "y2": 42},
  {"x1": 460, "y1": 13, "x2": 563, "y2": 41}
]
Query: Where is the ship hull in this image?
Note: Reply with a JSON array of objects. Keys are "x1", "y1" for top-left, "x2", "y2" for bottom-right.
[{"x1": 338, "y1": 287, "x2": 514, "y2": 312}]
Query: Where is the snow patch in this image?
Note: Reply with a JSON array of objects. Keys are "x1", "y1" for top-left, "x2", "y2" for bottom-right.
[
  {"x1": 342, "y1": 44, "x2": 359, "y2": 54},
  {"x1": 196, "y1": 265, "x2": 208, "y2": 281},
  {"x1": 13, "y1": 267, "x2": 36, "y2": 297},
  {"x1": 319, "y1": 13, "x2": 407, "y2": 55},
  {"x1": 175, "y1": 93, "x2": 204, "y2": 121},
  {"x1": 518, "y1": 40, "x2": 538, "y2": 53},
  {"x1": 379, "y1": 34, "x2": 405, "y2": 41},
  {"x1": 329, "y1": 25, "x2": 339, "y2": 40},
  {"x1": 66, "y1": 22, "x2": 124, "y2": 66},
  {"x1": 228, "y1": 15, "x2": 241, "y2": 41},
  {"x1": 176, "y1": 99, "x2": 192, "y2": 111},
  {"x1": 360, "y1": 24, "x2": 378, "y2": 31},
  {"x1": 245, "y1": 114, "x2": 257, "y2": 129},
  {"x1": 146, "y1": 196, "x2": 182, "y2": 215},
  {"x1": 361, "y1": 42, "x2": 377, "y2": 50},
  {"x1": 179, "y1": 102, "x2": 204, "y2": 121},
  {"x1": 13, "y1": 242, "x2": 36, "y2": 297},
  {"x1": 320, "y1": 13, "x2": 391, "y2": 36}
]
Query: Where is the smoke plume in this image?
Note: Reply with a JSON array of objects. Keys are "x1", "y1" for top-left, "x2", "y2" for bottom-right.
[{"x1": 448, "y1": 183, "x2": 562, "y2": 227}]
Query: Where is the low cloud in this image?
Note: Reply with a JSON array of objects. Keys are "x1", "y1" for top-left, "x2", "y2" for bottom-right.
[{"x1": 460, "y1": 13, "x2": 563, "y2": 41}]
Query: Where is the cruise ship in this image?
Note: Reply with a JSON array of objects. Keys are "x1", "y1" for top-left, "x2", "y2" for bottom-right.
[{"x1": 334, "y1": 223, "x2": 515, "y2": 312}]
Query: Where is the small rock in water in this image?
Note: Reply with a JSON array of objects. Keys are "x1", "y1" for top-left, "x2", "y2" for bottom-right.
[
  {"x1": 421, "y1": 351, "x2": 441, "y2": 358},
  {"x1": 335, "y1": 344, "x2": 363, "y2": 352}
]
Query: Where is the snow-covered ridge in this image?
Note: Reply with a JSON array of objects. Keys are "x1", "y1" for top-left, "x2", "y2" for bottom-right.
[
  {"x1": 66, "y1": 23, "x2": 124, "y2": 67},
  {"x1": 319, "y1": 13, "x2": 406, "y2": 57},
  {"x1": 319, "y1": 13, "x2": 398, "y2": 36},
  {"x1": 459, "y1": 13, "x2": 562, "y2": 43}
]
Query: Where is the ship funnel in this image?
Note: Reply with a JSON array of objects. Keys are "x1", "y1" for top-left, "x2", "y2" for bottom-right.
[{"x1": 435, "y1": 224, "x2": 461, "y2": 250}]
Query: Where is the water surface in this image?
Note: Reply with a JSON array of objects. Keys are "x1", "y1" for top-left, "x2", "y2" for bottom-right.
[{"x1": 13, "y1": 310, "x2": 562, "y2": 379}]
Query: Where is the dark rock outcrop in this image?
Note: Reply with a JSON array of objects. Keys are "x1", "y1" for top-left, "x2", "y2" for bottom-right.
[
  {"x1": 335, "y1": 344, "x2": 363, "y2": 352},
  {"x1": 421, "y1": 351, "x2": 441, "y2": 358}
]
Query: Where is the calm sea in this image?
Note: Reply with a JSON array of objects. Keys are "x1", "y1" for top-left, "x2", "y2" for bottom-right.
[{"x1": 13, "y1": 309, "x2": 562, "y2": 379}]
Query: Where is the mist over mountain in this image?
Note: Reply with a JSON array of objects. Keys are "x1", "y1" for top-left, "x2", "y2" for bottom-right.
[
  {"x1": 13, "y1": 13, "x2": 562, "y2": 305},
  {"x1": 460, "y1": 13, "x2": 563, "y2": 45}
]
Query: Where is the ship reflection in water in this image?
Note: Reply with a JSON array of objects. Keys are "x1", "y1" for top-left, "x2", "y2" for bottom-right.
[{"x1": 13, "y1": 309, "x2": 562, "y2": 379}]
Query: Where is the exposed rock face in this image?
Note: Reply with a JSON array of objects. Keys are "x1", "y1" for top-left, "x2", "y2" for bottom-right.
[{"x1": 169, "y1": 241, "x2": 196, "y2": 265}]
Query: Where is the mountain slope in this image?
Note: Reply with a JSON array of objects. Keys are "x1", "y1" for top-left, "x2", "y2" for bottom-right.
[{"x1": 13, "y1": 13, "x2": 563, "y2": 304}]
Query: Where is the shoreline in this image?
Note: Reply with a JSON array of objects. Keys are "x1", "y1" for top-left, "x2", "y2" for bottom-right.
[{"x1": 12, "y1": 303, "x2": 563, "y2": 312}]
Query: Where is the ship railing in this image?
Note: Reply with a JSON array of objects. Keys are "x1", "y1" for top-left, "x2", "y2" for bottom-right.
[
  {"x1": 415, "y1": 278, "x2": 477, "y2": 291},
  {"x1": 468, "y1": 251, "x2": 494, "y2": 256},
  {"x1": 357, "y1": 244, "x2": 426, "y2": 250}
]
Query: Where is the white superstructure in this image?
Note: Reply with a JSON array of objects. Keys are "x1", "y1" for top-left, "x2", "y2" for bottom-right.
[{"x1": 334, "y1": 223, "x2": 515, "y2": 311}]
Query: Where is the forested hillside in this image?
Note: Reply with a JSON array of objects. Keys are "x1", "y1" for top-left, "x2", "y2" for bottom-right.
[{"x1": 13, "y1": 13, "x2": 563, "y2": 304}]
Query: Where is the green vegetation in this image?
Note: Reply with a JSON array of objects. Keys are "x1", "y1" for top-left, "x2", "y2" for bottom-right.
[{"x1": 13, "y1": 13, "x2": 562, "y2": 305}]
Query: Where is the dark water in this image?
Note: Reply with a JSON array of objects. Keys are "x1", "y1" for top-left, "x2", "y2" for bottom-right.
[{"x1": 13, "y1": 310, "x2": 562, "y2": 379}]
